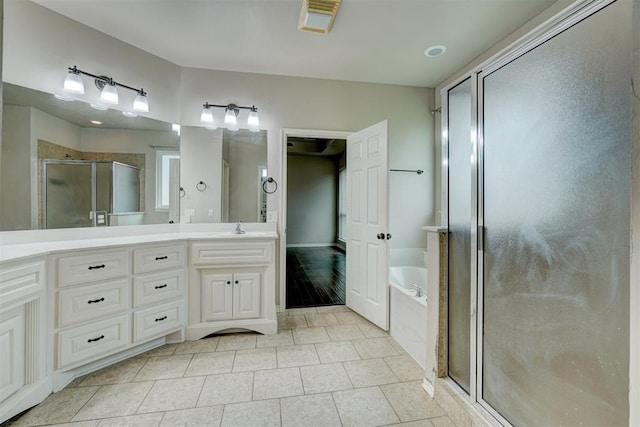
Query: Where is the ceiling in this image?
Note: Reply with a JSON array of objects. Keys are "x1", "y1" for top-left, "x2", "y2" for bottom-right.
[{"x1": 33, "y1": 0, "x2": 559, "y2": 88}]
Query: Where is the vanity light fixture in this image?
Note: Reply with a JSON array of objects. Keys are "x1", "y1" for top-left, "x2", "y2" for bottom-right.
[
  {"x1": 200, "y1": 103, "x2": 261, "y2": 132},
  {"x1": 62, "y1": 65, "x2": 150, "y2": 113},
  {"x1": 63, "y1": 66, "x2": 85, "y2": 94}
]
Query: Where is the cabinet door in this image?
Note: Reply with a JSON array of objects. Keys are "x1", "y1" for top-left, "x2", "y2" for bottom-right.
[
  {"x1": 0, "y1": 307, "x2": 25, "y2": 402},
  {"x1": 233, "y1": 273, "x2": 261, "y2": 319},
  {"x1": 201, "y1": 273, "x2": 233, "y2": 322}
]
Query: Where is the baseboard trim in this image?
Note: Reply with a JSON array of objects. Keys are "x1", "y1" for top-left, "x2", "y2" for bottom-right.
[
  {"x1": 422, "y1": 378, "x2": 435, "y2": 398},
  {"x1": 286, "y1": 243, "x2": 339, "y2": 248}
]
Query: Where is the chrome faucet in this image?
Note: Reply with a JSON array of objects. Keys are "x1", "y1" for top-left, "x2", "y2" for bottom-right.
[
  {"x1": 233, "y1": 221, "x2": 246, "y2": 234},
  {"x1": 410, "y1": 284, "x2": 423, "y2": 298}
]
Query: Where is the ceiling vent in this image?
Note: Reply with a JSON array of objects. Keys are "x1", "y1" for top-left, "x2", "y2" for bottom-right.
[{"x1": 298, "y1": 0, "x2": 341, "y2": 34}]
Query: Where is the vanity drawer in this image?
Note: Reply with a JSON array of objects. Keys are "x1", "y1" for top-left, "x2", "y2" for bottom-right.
[
  {"x1": 133, "y1": 244, "x2": 186, "y2": 274},
  {"x1": 133, "y1": 269, "x2": 185, "y2": 307},
  {"x1": 133, "y1": 300, "x2": 184, "y2": 342},
  {"x1": 57, "y1": 250, "x2": 130, "y2": 287},
  {"x1": 191, "y1": 241, "x2": 272, "y2": 266},
  {"x1": 57, "y1": 315, "x2": 129, "y2": 368},
  {"x1": 58, "y1": 279, "x2": 130, "y2": 327}
]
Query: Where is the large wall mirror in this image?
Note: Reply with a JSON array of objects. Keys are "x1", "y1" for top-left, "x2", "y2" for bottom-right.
[
  {"x1": 0, "y1": 83, "x2": 268, "y2": 231},
  {"x1": 178, "y1": 126, "x2": 268, "y2": 225}
]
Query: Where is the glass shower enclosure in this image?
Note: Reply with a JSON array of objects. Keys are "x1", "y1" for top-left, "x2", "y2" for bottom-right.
[
  {"x1": 443, "y1": 1, "x2": 631, "y2": 425},
  {"x1": 43, "y1": 160, "x2": 141, "y2": 229}
]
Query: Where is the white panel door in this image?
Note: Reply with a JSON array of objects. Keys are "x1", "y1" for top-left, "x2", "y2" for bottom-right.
[
  {"x1": 201, "y1": 272, "x2": 233, "y2": 321},
  {"x1": 346, "y1": 120, "x2": 389, "y2": 330},
  {"x1": 233, "y1": 273, "x2": 261, "y2": 319}
]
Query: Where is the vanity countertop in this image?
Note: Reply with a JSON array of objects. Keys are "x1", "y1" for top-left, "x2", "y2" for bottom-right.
[{"x1": 0, "y1": 223, "x2": 278, "y2": 262}]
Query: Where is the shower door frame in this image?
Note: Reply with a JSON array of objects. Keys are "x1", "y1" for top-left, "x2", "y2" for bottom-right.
[
  {"x1": 440, "y1": 0, "x2": 621, "y2": 424},
  {"x1": 42, "y1": 159, "x2": 98, "y2": 229}
]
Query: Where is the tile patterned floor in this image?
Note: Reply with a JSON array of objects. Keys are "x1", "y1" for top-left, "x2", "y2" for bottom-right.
[{"x1": 8, "y1": 306, "x2": 455, "y2": 427}]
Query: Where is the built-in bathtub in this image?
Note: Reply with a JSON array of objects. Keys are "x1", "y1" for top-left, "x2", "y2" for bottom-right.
[{"x1": 389, "y1": 248, "x2": 428, "y2": 368}]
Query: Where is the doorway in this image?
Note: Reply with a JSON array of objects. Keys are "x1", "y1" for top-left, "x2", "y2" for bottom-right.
[
  {"x1": 284, "y1": 135, "x2": 347, "y2": 308},
  {"x1": 280, "y1": 123, "x2": 391, "y2": 331}
]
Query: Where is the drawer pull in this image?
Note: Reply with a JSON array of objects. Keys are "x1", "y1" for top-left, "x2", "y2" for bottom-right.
[
  {"x1": 87, "y1": 297, "x2": 105, "y2": 304},
  {"x1": 155, "y1": 256, "x2": 169, "y2": 261},
  {"x1": 87, "y1": 335, "x2": 105, "y2": 343},
  {"x1": 154, "y1": 284, "x2": 168, "y2": 289},
  {"x1": 155, "y1": 316, "x2": 168, "y2": 322},
  {"x1": 88, "y1": 264, "x2": 106, "y2": 270}
]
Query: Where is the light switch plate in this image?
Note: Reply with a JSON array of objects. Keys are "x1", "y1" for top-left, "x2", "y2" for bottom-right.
[
  {"x1": 184, "y1": 208, "x2": 195, "y2": 216},
  {"x1": 208, "y1": 209, "x2": 214, "y2": 216},
  {"x1": 266, "y1": 211, "x2": 278, "y2": 223}
]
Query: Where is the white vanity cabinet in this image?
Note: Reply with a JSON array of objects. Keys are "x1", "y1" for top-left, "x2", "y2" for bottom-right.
[
  {"x1": 53, "y1": 248, "x2": 132, "y2": 370},
  {"x1": 131, "y1": 243, "x2": 186, "y2": 343},
  {"x1": 188, "y1": 238, "x2": 277, "y2": 339},
  {"x1": 50, "y1": 242, "x2": 187, "y2": 389},
  {"x1": 201, "y1": 271, "x2": 261, "y2": 321},
  {"x1": 0, "y1": 258, "x2": 48, "y2": 424}
]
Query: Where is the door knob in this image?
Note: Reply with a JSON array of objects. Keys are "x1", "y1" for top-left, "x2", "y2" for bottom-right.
[
  {"x1": 386, "y1": 233, "x2": 392, "y2": 240},
  {"x1": 376, "y1": 233, "x2": 385, "y2": 240}
]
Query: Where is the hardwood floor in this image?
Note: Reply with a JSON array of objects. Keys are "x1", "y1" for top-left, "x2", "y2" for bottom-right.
[{"x1": 286, "y1": 246, "x2": 346, "y2": 308}]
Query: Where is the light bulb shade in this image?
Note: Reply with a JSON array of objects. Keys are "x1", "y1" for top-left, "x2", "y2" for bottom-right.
[
  {"x1": 200, "y1": 108, "x2": 214, "y2": 123},
  {"x1": 224, "y1": 108, "x2": 237, "y2": 125},
  {"x1": 248, "y1": 109, "x2": 260, "y2": 128},
  {"x1": 64, "y1": 72, "x2": 85, "y2": 94},
  {"x1": 100, "y1": 84, "x2": 119, "y2": 104},
  {"x1": 133, "y1": 93, "x2": 149, "y2": 112}
]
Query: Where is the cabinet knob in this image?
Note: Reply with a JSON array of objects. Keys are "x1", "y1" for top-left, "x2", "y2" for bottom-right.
[
  {"x1": 235, "y1": 280, "x2": 239, "y2": 284},
  {"x1": 226, "y1": 281, "x2": 231, "y2": 285}
]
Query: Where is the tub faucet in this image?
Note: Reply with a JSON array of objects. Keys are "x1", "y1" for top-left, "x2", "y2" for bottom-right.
[
  {"x1": 410, "y1": 284, "x2": 423, "y2": 298},
  {"x1": 233, "y1": 221, "x2": 246, "y2": 234}
]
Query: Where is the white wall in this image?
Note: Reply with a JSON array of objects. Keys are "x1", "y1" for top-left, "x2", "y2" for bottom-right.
[
  {"x1": 287, "y1": 155, "x2": 337, "y2": 246},
  {"x1": 79, "y1": 128, "x2": 179, "y2": 225},
  {"x1": 0, "y1": 106, "x2": 31, "y2": 230},
  {"x1": 179, "y1": 126, "x2": 223, "y2": 223}
]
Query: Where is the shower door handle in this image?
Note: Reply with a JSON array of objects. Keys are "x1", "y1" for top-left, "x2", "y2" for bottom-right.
[{"x1": 376, "y1": 233, "x2": 385, "y2": 240}]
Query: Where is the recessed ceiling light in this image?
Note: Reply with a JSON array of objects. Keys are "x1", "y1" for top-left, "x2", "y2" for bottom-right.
[
  {"x1": 424, "y1": 45, "x2": 447, "y2": 58},
  {"x1": 54, "y1": 93, "x2": 74, "y2": 102},
  {"x1": 90, "y1": 103, "x2": 109, "y2": 111},
  {"x1": 90, "y1": 120, "x2": 102, "y2": 125}
]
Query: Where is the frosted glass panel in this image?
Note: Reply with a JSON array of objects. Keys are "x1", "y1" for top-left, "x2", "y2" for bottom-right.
[
  {"x1": 45, "y1": 163, "x2": 93, "y2": 229},
  {"x1": 447, "y1": 78, "x2": 472, "y2": 392},
  {"x1": 481, "y1": 2, "x2": 631, "y2": 425}
]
